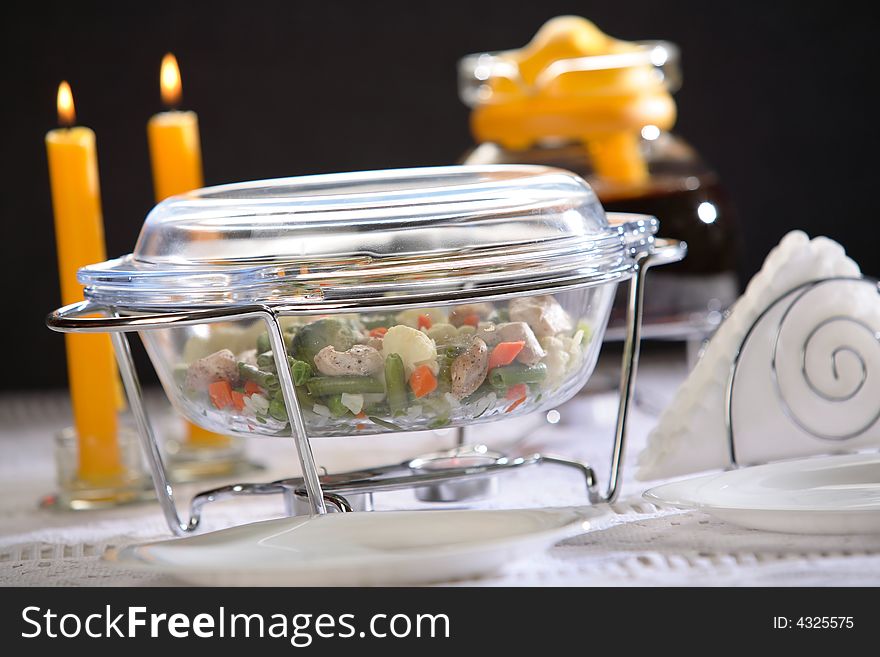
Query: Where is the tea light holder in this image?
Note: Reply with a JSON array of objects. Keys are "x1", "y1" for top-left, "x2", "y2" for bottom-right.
[
  {"x1": 41, "y1": 424, "x2": 153, "y2": 510},
  {"x1": 162, "y1": 433, "x2": 264, "y2": 484}
]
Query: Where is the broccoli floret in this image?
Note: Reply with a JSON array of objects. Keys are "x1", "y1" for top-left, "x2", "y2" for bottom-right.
[{"x1": 290, "y1": 318, "x2": 358, "y2": 366}]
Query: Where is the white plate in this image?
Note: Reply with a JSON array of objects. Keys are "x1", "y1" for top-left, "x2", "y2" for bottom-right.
[
  {"x1": 105, "y1": 507, "x2": 591, "y2": 586},
  {"x1": 644, "y1": 453, "x2": 880, "y2": 534}
]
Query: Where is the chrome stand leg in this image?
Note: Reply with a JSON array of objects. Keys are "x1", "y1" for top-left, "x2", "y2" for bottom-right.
[
  {"x1": 596, "y1": 252, "x2": 655, "y2": 504},
  {"x1": 265, "y1": 314, "x2": 326, "y2": 516},
  {"x1": 535, "y1": 455, "x2": 597, "y2": 499},
  {"x1": 282, "y1": 488, "x2": 297, "y2": 516},
  {"x1": 110, "y1": 331, "x2": 195, "y2": 536}
]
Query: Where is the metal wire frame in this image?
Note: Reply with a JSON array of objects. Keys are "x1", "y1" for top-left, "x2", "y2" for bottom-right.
[{"x1": 47, "y1": 240, "x2": 685, "y2": 536}]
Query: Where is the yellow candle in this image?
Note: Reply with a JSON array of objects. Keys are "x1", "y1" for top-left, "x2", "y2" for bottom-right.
[
  {"x1": 147, "y1": 54, "x2": 227, "y2": 449},
  {"x1": 46, "y1": 82, "x2": 123, "y2": 483},
  {"x1": 147, "y1": 54, "x2": 204, "y2": 201}
]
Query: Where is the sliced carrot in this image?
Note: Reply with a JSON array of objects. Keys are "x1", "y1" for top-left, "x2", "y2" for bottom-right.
[
  {"x1": 462, "y1": 314, "x2": 480, "y2": 327},
  {"x1": 417, "y1": 314, "x2": 432, "y2": 330},
  {"x1": 244, "y1": 380, "x2": 263, "y2": 396},
  {"x1": 231, "y1": 390, "x2": 247, "y2": 411},
  {"x1": 369, "y1": 327, "x2": 388, "y2": 338},
  {"x1": 409, "y1": 364, "x2": 438, "y2": 398},
  {"x1": 506, "y1": 383, "x2": 528, "y2": 401},
  {"x1": 505, "y1": 396, "x2": 527, "y2": 413},
  {"x1": 488, "y1": 341, "x2": 525, "y2": 370},
  {"x1": 355, "y1": 410, "x2": 367, "y2": 419},
  {"x1": 208, "y1": 380, "x2": 234, "y2": 409},
  {"x1": 355, "y1": 423, "x2": 367, "y2": 430}
]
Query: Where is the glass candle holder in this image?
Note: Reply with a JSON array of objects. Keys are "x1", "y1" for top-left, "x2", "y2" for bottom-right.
[
  {"x1": 163, "y1": 423, "x2": 263, "y2": 483},
  {"x1": 42, "y1": 424, "x2": 153, "y2": 510}
]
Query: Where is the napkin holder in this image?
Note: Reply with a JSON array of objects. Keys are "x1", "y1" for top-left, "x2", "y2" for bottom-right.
[{"x1": 727, "y1": 276, "x2": 880, "y2": 467}]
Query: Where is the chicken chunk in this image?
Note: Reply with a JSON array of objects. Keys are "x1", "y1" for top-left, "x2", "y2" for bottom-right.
[
  {"x1": 314, "y1": 344, "x2": 384, "y2": 376},
  {"x1": 508, "y1": 296, "x2": 573, "y2": 337},
  {"x1": 494, "y1": 322, "x2": 546, "y2": 365},
  {"x1": 365, "y1": 336, "x2": 384, "y2": 352},
  {"x1": 451, "y1": 338, "x2": 489, "y2": 399},
  {"x1": 185, "y1": 349, "x2": 239, "y2": 390}
]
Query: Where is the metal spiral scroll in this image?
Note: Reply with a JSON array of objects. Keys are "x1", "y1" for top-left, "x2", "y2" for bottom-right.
[{"x1": 727, "y1": 276, "x2": 880, "y2": 464}]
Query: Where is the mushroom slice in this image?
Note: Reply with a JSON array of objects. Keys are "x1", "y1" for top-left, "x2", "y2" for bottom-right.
[
  {"x1": 508, "y1": 295, "x2": 573, "y2": 337},
  {"x1": 451, "y1": 338, "x2": 489, "y2": 399},
  {"x1": 314, "y1": 344, "x2": 384, "y2": 376}
]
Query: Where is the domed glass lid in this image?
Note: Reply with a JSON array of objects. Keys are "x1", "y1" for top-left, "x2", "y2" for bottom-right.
[{"x1": 79, "y1": 165, "x2": 656, "y2": 308}]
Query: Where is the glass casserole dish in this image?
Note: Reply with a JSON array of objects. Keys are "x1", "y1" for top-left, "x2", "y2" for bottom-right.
[{"x1": 55, "y1": 165, "x2": 677, "y2": 440}]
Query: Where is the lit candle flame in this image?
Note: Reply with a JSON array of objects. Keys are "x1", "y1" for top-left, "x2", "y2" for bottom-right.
[
  {"x1": 160, "y1": 53, "x2": 182, "y2": 108},
  {"x1": 57, "y1": 81, "x2": 76, "y2": 127}
]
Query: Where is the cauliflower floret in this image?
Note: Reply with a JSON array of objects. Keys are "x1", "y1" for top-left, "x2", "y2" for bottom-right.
[
  {"x1": 539, "y1": 334, "x2": 584, "y2": 389},
  {"x1": 381, "y1": 325, "x2": 438, "y2": 375},
  {"x1": 540, "y1": 336, "x2": 570, "y2": 388}
]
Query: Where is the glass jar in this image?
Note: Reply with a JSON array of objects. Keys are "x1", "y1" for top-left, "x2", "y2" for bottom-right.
[{"x1": 459, "y1": 17, "x2": 740, "y2": 339}]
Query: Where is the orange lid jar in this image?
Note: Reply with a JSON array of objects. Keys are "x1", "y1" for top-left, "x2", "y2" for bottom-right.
[{"x1": 460, "y1": 17, "x2": 740, "y2": 338}]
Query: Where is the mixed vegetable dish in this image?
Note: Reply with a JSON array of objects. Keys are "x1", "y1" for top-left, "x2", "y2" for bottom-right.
[{"x1": 176, "y1": 295, "x2": 591, "y2": 436}]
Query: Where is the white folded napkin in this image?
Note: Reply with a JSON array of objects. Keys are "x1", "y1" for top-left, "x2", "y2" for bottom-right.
[{"x1": 637, "y1": 231, "x2": 867, "y2": 480}]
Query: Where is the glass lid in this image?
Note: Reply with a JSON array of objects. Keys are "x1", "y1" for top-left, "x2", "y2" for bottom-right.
[{"x1": 79, "y1": 165, "x2": 656, "y2": 309}]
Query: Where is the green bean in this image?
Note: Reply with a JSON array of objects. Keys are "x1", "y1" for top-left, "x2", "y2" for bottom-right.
[
  {"x1": 265, "y1": 385, "x2": 320, "y2": 422},
  {"x1": 324, "y1": 394, "x2": 352, "y2": 418},
  {"x1": 256, "y1": 351, "x2": 277, "y2": 371},
  {"x1": 269, "y1": 391, "x2": 288, "y2": 422},
  {"x1": 363, "y1": 401, "x2": 390, "y2": 416},
  {"x1": 238, "y1": 363, "x2": 279, "y2": 391},
  {"x1": 306, "y1": 375, "x2": 385, "y2": 397},
  {"x1": 427, "y1": 415, "x2": 450, "y2": 430},
  {"x1": 489, "y1": 362, "x2": 548, "y2": 388},
  {"x1": 296, "y1": 386, "x2": 318, "y2": 410},
  {"x1": 435, "y1": 351, "x2": 457, "y2": 393},
  {"x1": 368, "y1": 416, "x2": 403, "y2": 431},
  {"x1": 384, "y1": 353, "x2": 408, "y2": 416}
]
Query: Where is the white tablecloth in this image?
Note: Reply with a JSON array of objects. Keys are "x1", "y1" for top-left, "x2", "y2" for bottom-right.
[{"x1": 2, "y1": 353, "x2": 879, "y2": 586}]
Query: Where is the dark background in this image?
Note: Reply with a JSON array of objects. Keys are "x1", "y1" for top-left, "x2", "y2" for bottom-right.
[{"x1": 1, "y1": 0, "x2": 877, "y2": 390}]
